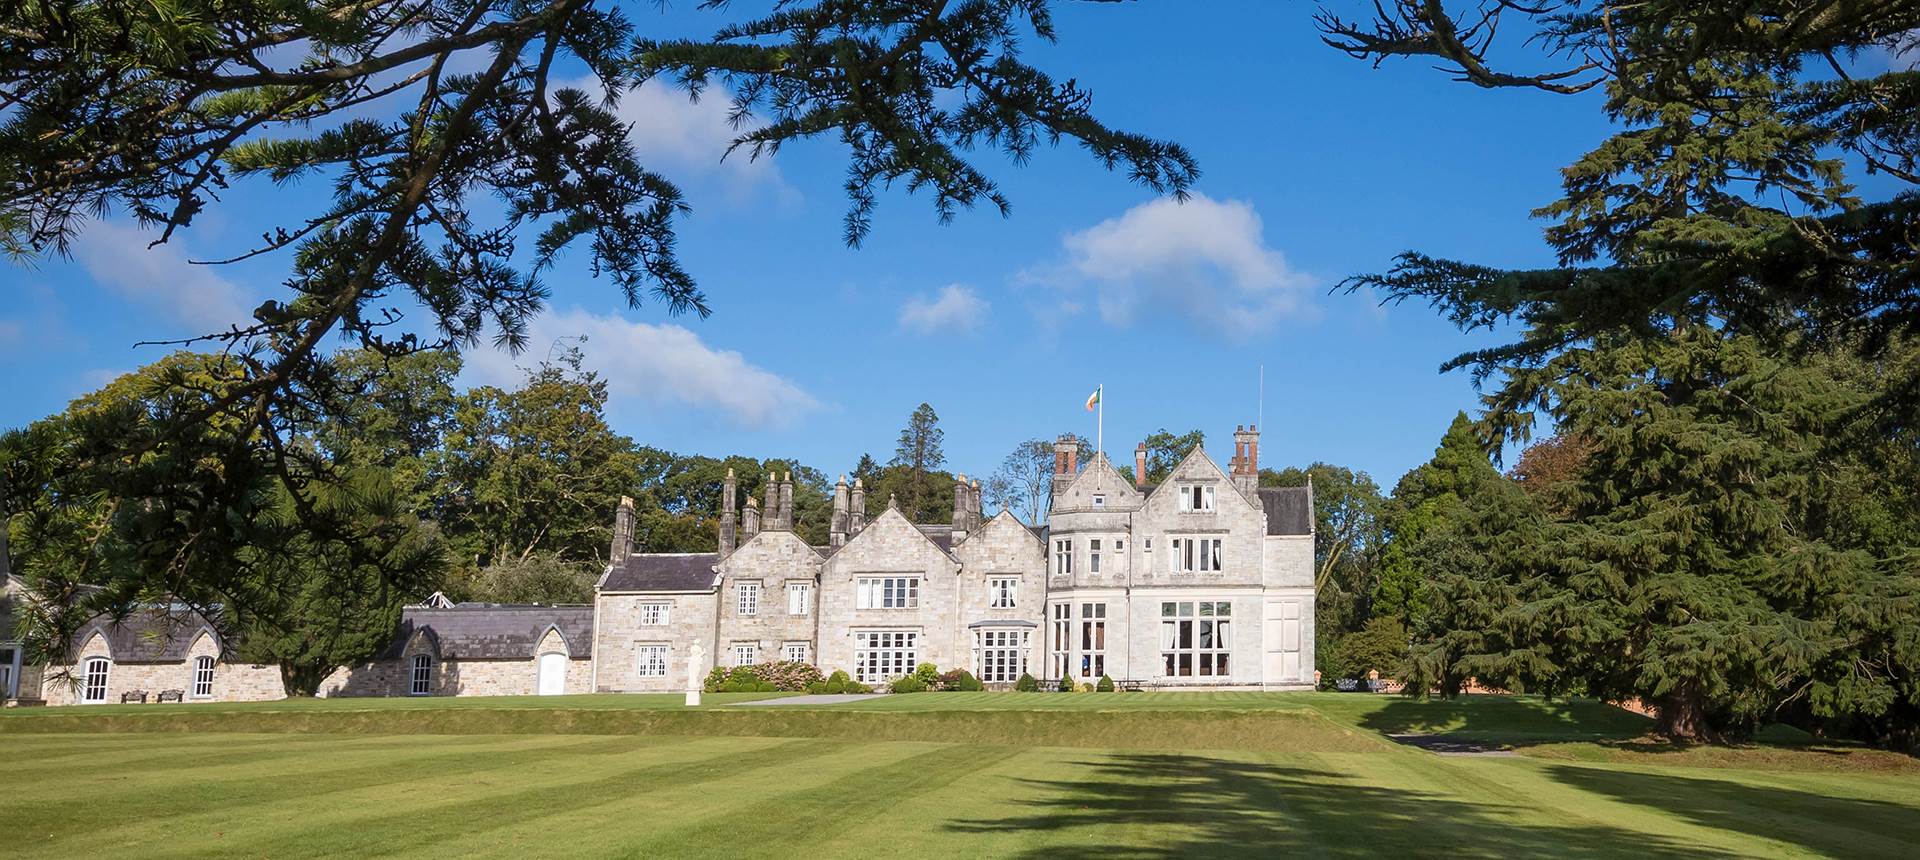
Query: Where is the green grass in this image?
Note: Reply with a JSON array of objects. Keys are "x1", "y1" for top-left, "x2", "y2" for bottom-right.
[{"x1": 6, "y1": 692, "x2": 1916, "y2": 858}]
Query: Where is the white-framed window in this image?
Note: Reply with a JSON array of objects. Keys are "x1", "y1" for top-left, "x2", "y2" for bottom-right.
[
  {"x1": 636, "y1": 645, "x2": 669, "y2": 678},
  {"x1": 639, "y1": 602, "x2": 671, "y2": 626},
  {"x1": 783, "y1": 642, "x2": 810, "y2": 663},
  {"x1": 786, "y1": 582, "x2": 811, "y2": 616},
  {"x1": 989, "y1": 577, "x2": 1019, "y2": 609},
  {"x1": 1144, "y1": 537, "x2": 1153, "y2": 552},
  {"x1": 973, "y1": 628, "x2": 1030, "y2": 683},
  {"x1": 1080, "y1": 603, "x2": 1107, "y2": 679},
  {"x1": 1115, "y1": 539, "x2": 1124, "y2": 552},
  {"x1": 82, "y1": 657, "x2": 109, "y2": 703},
  {"x1": 191, "y1": 655, "x2": 216, "y2": 698},
  {"x1": 1170, "y1": 537, "x2": 1223, "y2": 573},
  {"x1": 1091, "y1": 494, "x2": 1106, "y2": 509},
  {"x1": 1089, "y1": 538, "x2": 1102, "y2": 574},
  {"x1": 736, "y1": 581, "x2": 761, "y2": 616},
  {"x1": 1050, "y1": 603, "x2": 1071, "y2": 679},
  {"x1": 856, "y1": 577, "x2": 920, "y2": 610},
  {"x1": 409, "y1": 654, "x2": 433, "y2": 695},
  {"x1": 1053, "y1": 539, "x2": 1073, "y2": 575},
  {"x1": 1161, "y1": 601, "x2": 1232, "y2": 678},
  {"x1": 1178, "y1": 484, "x2": 1217, "y2": 512},
  {"x1": 733, "y1": 642, "x2": 758, "y2": 666},
  {"x1": 853, "y1": 630, "x2": 917, "y2": 683}
]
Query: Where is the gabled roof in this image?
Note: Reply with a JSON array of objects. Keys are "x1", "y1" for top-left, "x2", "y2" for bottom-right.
[
  {"x1": 1257, "y1": 486, "x2": 1314, "y2": 536},
  {"x1": 72, "y1": 607, "x2": 223, "y2": 663},
  {"x1": 1053, "y1": 452, "x2": 1145, "y2": 510},
  {"x1": 602, "y1": 552, "x2": 719, "y2": 592},
  {"x1": 381, "y1": 605, "x2": 595, "y2": 660},
  {"x1": 837, "y1": 506, "x2": 957, "y2": 562}
]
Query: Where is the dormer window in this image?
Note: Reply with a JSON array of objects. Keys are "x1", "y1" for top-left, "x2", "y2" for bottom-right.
[
  {"x1": 1178, "y1": 485, "x2": 1216, "y2": 512},
  {"x1": 1091, "y1": 494, "x2": 1106, "y2": 509}
]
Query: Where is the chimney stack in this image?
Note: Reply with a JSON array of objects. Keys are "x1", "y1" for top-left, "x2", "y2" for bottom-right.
[
  {"x1": 971, "y1": 478, "x2": 984, "y2": 531},
  {"x1": 1052, "y1": 434, "x2": 1078, "y2": 501},
  {"x1": 763, "y1": 478, "x2": 779, "y2": 531},
  {"x1": 720, "y1": 469, "x2": 738, "y2": 555},
  {"x1": 610, "y1": 496, "x2": 635, "y2": 561},
  {"x1": 1232, "y1": 424, "x2": 1260, "y2": 497},
  {"x1": 743, "y1": 496, "x2": 761, "y2": 538},
  {"x1": 1135, "y1": 442, "x2": 1149, "y2": 489},
  {"x1": 831, "y1": 475, "x2": 850, "y2": 547},
  {"x1": 779, "y1": 472, "x2": 794, "y2": 531},
  {"x1": 849, "y1": 478, "x2": 867, "y2": 534},
  {"x1": 953, "y1": 474, "x2": 971, "y2": 541}
]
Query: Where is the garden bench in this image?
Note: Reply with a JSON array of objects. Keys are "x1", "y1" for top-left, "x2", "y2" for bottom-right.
[
  {"x1": 120, "y1": 690, "x2": 148, "y2": 704},
  {"x1": 157, "y1": 689, "x2": 185, "y2": 703}
]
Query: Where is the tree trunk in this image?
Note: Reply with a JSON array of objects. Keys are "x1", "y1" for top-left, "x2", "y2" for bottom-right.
[
  {"x1": 279, "y1": 662, "x2": 330, "y2": 697},
  {"x1": 1655, "y1": 682, "x2": 1720, "y2": 743}
]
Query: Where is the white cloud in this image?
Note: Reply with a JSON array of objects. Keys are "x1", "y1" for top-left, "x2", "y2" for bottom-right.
[
  {"x1": 71, "y1": 221, "x2": 255, "y2": 332},
  {"x1": 562, "y1": 76, "x2": 794, "y2": 200},
  {"x1": 1030, "y1": 194, "x2": 1316, "y2": 337},
  {"x1": 899, "y1": 284, "x2": 989, "y2": 333},
  {"x1": 462, "y1": 308, "x2": 819, "y2": 429}
]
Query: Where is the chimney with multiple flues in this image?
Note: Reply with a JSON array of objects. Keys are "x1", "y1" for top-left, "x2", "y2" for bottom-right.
[
  {"x1": 1051, "y1": 434, "x2": 1078, "y2": 500},
  {"x1": 849, "y1": 477, "x2": 867, "y2": 534},
  {"x1": 742, "y1": 495, "x2": 761, "y2": 538},
  {"x1": 1230, "y1": 424, "x2": 1261, "y2": 497},
  {"x1": 1134, "y1": 442, "x2": 1149, "y2": 489}
]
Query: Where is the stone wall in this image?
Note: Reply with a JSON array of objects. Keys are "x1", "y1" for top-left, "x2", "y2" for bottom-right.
[
  {"x1": 949, "y1": 510, "x2": 1048, "y2": 683},
  {"x1": 40, "y1": 630, "x2": 286, "y2": 705},
  {"x1": 716, "y1": 530, "x2": 822, "y2": 666},
  {"x1": 818, "y1": 507, "x2": 963, "y2": 678},
  {"x1": 593, "y1": 589, "x2": 717, "y2": 692},
  {"x1": 319, "y1": 653, "x2": 593, "y2": 697}
]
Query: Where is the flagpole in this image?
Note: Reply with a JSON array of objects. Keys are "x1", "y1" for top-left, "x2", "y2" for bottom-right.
[{"x1": 1097, "y1": 383, "x2": 1104, "y2": 460}]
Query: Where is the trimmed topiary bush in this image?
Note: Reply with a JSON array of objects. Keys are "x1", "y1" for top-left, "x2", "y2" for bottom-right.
[
  {"x1": 890, "y1": 675, "x2": 927, "y2": 694},
  {"x1": 1097, "y1": 675, "x2": 1115, "y2": 692},
  {"x1": 1057, "y1": 675, "x2": 1076, "y2": 692},
  {"x1": 955, "y1": 670, "x2": 985, "y2": 692},
  {"x1": 843, "y1": 680, "x2": 872, "y2": 694},
  {"x1": 1015, "y1": 673, "x2": 1038, "y2": 692}
]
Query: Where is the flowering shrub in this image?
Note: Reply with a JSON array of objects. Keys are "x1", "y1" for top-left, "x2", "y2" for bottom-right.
[
  {"x1": 938, "y1": 669, "x2": 984, "y2": 691},
  {"x1": 704, "y1": 661, "x2": 822, "y2": 693}
]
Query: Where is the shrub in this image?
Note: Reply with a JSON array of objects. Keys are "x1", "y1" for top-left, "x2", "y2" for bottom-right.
[
  {"x1": 805, "y1": 681, "x2": 829, "y2": 694},
  {"x1": 955, "y1": 671, "x2": 985, "y2": 692},
  {"x1": 843, "y1": 680, "x2": 872, "y2": 694},
  {"x1": 913, "y1": 663, "x2": 941, "y2": 686},
  {"x1": 1097, "y1": 675, "x2": 1115, "y2": 692},
  {"x1": 890, "y1": 675, "x2": 927, "y2": 694},
  {"x1": 827, "y1": 669, "x2": 852, "y2": 684},
  {"x1": 702, "y1": 667, "x2": 730, "y2": 693},
  {"x1": 1057, "y1": 675, "x2": 1075, "y2": 693},
  {"x1": 823, "y1": 679, "x2": 846, "y2": 694},
  {"x1": 1015, "y1": 673, "x2": 1038, "y2": 692}
]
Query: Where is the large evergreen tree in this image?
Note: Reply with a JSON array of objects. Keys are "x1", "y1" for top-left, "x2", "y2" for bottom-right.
[{"x1": 888, "y1": 403, "x2": 947, "y2": 519}]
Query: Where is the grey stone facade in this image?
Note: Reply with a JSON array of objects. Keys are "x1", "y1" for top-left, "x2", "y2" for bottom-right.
[{"x1": 595, "y1": 423, "x2": 1315, "y2": 692}]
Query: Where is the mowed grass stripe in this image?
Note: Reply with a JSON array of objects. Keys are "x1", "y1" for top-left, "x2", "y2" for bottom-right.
[
  {"x1": 0, "y1": 706, "x2": 1388, "y2": 753},
  {"x1": 3, "y1": 732, "x2": 329, "y2": 775},
  {"x1": 25, "y1": 734, "x2": 649, "y2": 822},
  {"x1": 5, "y1": 734, "x2": 674, "y2": 858},
  {"x1": 170, "y1": 736, "x2": 842, "y2": 859},
  {"x1": 1, "y1": 731, "x2": 539, "y2": 786},
  {"x1": 355, "y1": 739, "x2": 953, "y2": 859}
]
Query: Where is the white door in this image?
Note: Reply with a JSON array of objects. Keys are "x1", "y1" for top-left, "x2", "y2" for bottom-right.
[{"x1": 537, "y1": 652, "x2": 567, "y2": 695}]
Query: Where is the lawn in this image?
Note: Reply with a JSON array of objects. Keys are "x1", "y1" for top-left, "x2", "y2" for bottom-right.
[{"x1": 5, "y1": 693, "x2": 1916, "y2": 858}]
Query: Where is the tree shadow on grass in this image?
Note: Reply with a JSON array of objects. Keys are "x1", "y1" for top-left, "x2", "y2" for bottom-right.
[
  {"x1": 1354, "y1": 696, "x2": 1651, "y2": 748},
  {"x1": 946, "y1": 753, "x2": 1735, "y2": 859},
  {"x1": 1547, "y1": 763, "x2": 1920, "y2": 859}
]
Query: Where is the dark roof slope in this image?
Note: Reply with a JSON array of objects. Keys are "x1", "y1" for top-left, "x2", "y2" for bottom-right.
[
  {"x1": 72, "y1": 607, "x2": 222, "y2": 663},
  {"x1": 383, "y1": 605, "x2": 594, "y2": 660},
  {"x1": 916, "y1": 524, "x2": 955, "y2": 554},
  {"x1": 1257, "y1": 486, "x2": 1314, "y2": 536},
  {"x1": 602, "y1": 553, "x2": 718, "y2": 592}
]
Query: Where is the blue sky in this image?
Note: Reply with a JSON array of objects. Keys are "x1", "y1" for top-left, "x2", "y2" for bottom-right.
[{"x1": 0, "y1": 2, "x2": 1626, "y2": 490}]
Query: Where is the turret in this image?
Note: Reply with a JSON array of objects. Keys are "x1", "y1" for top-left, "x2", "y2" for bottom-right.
[{"x1": 719, "y1": 468, "x2": 738, "y2": 555}]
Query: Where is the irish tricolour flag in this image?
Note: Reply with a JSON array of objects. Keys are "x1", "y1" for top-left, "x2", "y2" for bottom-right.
[{"x1": 1085, "y1": 387, "x2": 1101, "y2": 412}]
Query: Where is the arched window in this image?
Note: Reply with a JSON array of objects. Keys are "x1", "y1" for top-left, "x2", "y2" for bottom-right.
[
  {"x1": 410, "y1": 654, "x2": 433, "y2": 695},
  {"x1": 192, "y1": 655, "x2": 216, "y2": 698},
  {"x1": 82, "y1": 657, "x2": 110, "y2": 703}
]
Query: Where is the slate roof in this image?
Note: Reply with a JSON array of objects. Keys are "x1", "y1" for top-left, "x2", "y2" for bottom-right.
[
  {"x1": 382, "y1": 605, "x2": 595, "y2": 660},
  {"x1": 1257, "y1": 486, "x2": 1315, "y2": 536},
  {"x1": 602, "y1": 552, "x2": 719, "y2": 592},
  {"x1": 71, "y1": 607, "x2": 223, "y2": 663},
  {"x1": 915, "y1": 524, "x2": 956, "y2": 554}
]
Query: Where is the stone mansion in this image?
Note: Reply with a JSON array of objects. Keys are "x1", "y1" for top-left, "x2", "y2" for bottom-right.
[{"x1": 2, "y1": 427, "x2": 1315, "y2": 705}]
